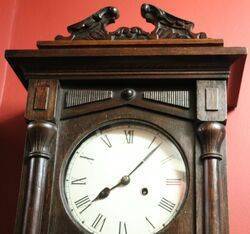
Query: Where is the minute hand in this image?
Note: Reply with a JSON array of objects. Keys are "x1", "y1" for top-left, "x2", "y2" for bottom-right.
[{"x1": 128, "y1": 143, "x2": 162, "y2": 177}]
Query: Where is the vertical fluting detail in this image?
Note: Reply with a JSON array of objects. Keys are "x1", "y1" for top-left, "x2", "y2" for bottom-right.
[
  {"x1": 22, "y1": 121, "x2": 57, "y2": 234},
  {"x1": 143, "y1": 91, "x2": 190, "y2": 108},
  {"x1": 197, "y1": 122, "x2": 225, "y2": 234},
  {"x1": 65, "y1": 89, "x2": 113, "y2": 108}
]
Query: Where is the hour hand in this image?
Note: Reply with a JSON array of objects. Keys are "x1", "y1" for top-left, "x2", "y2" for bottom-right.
[
  {"x1": 92, "y1": 176, "x2": 130, "y2": 202},
  {"x1": 92, "y1": 187, "x2": 111, "y2": 202}
]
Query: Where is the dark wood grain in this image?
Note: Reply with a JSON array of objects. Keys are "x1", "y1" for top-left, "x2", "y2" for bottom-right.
[
  {"x1": 197, "y1": 122, "x2": 226, "y2": 234},
  {"x1": 25, "y1": 80, "x2": 58, "y2": 122},
  {"x1": 37, "y1": 39, "x2": 224, "y2": 49},
  {"x1": 197, "y1": 80, "x2": 227, "y2": 122},
  {"x1": 55, "y1": 4, "x2": 206, "y2": 40},
  {"x1": 60, "y1": 83, "x2": 195, "y2": 120},
  {"x1": 5, "y1": 43, "x2": 246, "y2": 109},
  {"x1": 51, "y1": 106, "x2": 195, "y2": 234},
  {"x1": 21, "y1": 121, "x2": 57, "y2": 234},
  {"x1": 5, "y1": 16, "x2": 246, "y2": 233}
]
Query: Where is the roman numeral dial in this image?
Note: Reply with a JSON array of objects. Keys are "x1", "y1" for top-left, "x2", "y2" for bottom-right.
[{"x1": 64, "y1": 122, "x2": 187, "y2": 234}]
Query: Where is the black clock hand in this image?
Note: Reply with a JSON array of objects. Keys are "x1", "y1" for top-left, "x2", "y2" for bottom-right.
[
  {"x1": 127, "y1": 143, "x2": 162, "y2": 177},
  {"x1": 92, "y1": 175, "x2": 130, "y2": 202},
  {"x1": 92, "y1": 143, "x2": 161, "y2": 202}
]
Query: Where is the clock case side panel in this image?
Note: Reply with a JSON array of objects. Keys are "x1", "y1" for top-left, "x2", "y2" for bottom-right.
[
  {"x1": 195, "y1": 137, "x2": 228, "y2": 234},
  {"x1": 196, "y1": 80, "x2": 229, "y2": 234},
  {"x1": 49, "y1": 105, "x2": 196, "y2": 234},
  {"x1": 14, "y1": 79, "x2": 61, "y2": 234}
]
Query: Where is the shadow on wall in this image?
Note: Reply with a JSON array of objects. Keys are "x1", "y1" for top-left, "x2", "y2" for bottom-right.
[{"x1": 0, "y1": 113, "x2": 26, "y2": 233}]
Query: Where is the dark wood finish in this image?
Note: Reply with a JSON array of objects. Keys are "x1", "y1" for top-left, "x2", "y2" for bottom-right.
[
  {"x1": 55, "y1": 4, "x2": 206, "y2": 40},
  {"x1": 65, "y1": 89, "x2": 113, "y2": 108},
  {"x1": 33, "y1": 85, "x2": 49, "y2": 110},
  {"x1": 5, "y1": 42, "x2": 246, "y2": 109},
  {"x1": 25, "y1": 80, "x2": 58, "y2": 122},
  {"x1": 37, "y1": 38, "x2": 224, "y2": 49},
  {"x1": 5, "y1": 10, "x2": 246, "y2": 233},
  {"x1": 21, "y1": 121, "x2": 57, "y2": 234},
  {"x1": 197, "y1": 80, "x2": 227, "y2": 122},
  {"x1": 51, "y1": 107, "x2": 195, "y2": 234},
  {"x1": 61, "y1": 84, "x2": 195, "y2": 120},
  {"x1": 197, "y1": 122, "x2": 226, "y2": 234}
]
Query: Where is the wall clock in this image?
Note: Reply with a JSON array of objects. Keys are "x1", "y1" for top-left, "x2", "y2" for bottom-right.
[
  {"x1": 5, "y1": 3, "x2": 246, "y2": 234},
  {"x1": 63, "y1": 120, "x2": 188, "y2": 234}
]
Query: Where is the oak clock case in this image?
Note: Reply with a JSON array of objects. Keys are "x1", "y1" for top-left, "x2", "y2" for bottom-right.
[
  {"x1": 5, "y1": 3, "x2": 247, "y2": 234},
  {"x1": 55, "y1": 89, "x2": 195, "y2": 234},
  {"x1": 61, "y1": 120, "x2": 188, "y2": 234}
]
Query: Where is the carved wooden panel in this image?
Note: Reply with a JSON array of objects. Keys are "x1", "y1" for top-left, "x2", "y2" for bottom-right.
[
  {"x1": 197, "y1": 122, "x2": 226, "y2": 234},
  {"x1": 143, "y1": 90, "x2": 190, "y2": 108},
  {"x1": 22, "y1": 121, "x2": 57, "y2": 234},
  {"x1": 25, "y1": 80, "x2": 58, "y2": 121},
  {"x1": 197, "y1": 80, "x2": 227, "y2": 121},
  {"x1": 65, "y1": 89, "x2": 113, "y2": 108},
  {"x1": 205, "y1": 87, "x2": 219, "y2": 111},
  {"x1": 33, "y1": 85, "x2": 50, "y2": 110},
  {"x1": 61, "y1": 87, "x2": 194, "y2": 120},
  {"x1": 55, "y1": 4, "x2": 207, "y2": 40}
]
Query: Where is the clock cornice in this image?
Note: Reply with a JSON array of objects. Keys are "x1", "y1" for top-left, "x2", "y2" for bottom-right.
[{"x1": 5, "y1": 40, "x2": 246, "y2": 109}]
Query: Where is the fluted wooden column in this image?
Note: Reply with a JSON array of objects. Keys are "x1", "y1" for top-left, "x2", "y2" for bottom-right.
[
  {"x1": 197, "y1": 122, "x2": 225, "y2": 234},
  {"x1": 22, "y1": 121, "x2": 57, "y2": 234}
]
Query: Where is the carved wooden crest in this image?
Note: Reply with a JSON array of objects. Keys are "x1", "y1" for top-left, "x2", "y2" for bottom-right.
[{"x1": 56, "y1": 4, "x2": 207, "y2": 40}]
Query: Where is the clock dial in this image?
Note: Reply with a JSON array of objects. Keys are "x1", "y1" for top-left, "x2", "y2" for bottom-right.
[{"x1": 63, "y1": 121, "x2": 188, "y2": 234}]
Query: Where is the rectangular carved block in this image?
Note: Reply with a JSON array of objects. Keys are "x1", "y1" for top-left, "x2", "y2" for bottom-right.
[
  {"x1": 197, "y1": 80, "x2": 227, "y2": 121},
  {"x1": 205, "y1": 87, "x2": 219, "y2": 111},
  {"x1": 34, "y1": 85, "x2": 50, "y2": 110},
  {"x1": 25, "y1": 80, "x2": 58, "y2": 121}
]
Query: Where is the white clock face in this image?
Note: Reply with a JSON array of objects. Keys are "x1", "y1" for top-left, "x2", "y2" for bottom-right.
[{"x1": 63, "y1": 121, "x2": 187, "y2": 234}]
